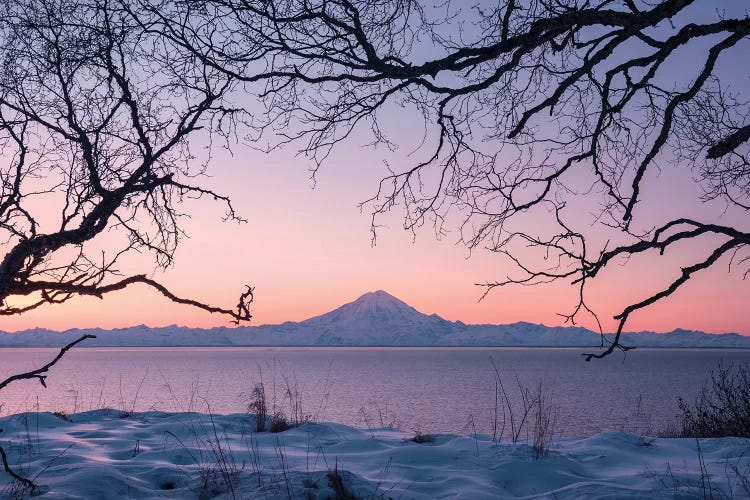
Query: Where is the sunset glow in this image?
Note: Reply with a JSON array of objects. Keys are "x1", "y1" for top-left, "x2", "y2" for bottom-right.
[
  {"x1": 0, "y1": 0, "x2": 748, "y2": 338},
  {"x1": 3, "y1": 3, "x2": 750, "y2": 498},
  {"x1": 3, "y1": 143, "x2": 747, "y2": 335}
]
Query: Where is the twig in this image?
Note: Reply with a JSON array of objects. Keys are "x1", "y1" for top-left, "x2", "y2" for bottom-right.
[
  {"x1": 0, "y1": 334, "x2": 95, "y2": 391},
  {"x1": 0, "y1": 446, "x2": 34, "y2": 490}
]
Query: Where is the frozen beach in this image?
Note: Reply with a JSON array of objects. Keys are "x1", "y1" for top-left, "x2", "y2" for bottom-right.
[{"x1": 1, "y1": 410, "x2": 749, "y2": 499}]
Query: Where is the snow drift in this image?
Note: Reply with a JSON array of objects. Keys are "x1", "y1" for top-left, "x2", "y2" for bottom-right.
[{"x1": 0, "y1": 410, "x2": 748, "y2": 499}]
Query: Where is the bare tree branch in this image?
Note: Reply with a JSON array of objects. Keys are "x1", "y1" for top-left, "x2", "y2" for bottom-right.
[
  {"x1": 0, "y1": 0, "x2": 256, "y2": 322},
  {"x1": 0, "y1": 334, "x2": 95, "y2": 391},
  {"x1": 187, "y1": 0, "x2": 750, "y2": 358},
  {"x1": 0, "y1": 446, "x2": 34, "y2": 491},
  {"x1": 707, "y1": 124, "x2": 750, "y2": 159}
]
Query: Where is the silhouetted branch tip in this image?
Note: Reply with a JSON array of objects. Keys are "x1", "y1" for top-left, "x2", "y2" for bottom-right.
[
  {"x1": 0, "y1": 334, "x2": 96, "y2": 391},
  {"x1": 0, "y1": 446, "x2": 35, "y2": 491}
]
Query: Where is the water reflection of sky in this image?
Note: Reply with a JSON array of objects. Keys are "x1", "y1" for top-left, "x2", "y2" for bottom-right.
[{"x1": 1, "y1": 347, "x2": 748, "y2": 437}]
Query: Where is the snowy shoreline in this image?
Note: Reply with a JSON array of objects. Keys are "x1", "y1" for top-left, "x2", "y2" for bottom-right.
[{"x1": 1, "y1": 410, "x2": 749, "y2": 499}]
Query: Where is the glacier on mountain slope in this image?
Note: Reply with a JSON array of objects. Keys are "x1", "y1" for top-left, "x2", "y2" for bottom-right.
[{"x1": 1, "y1": 290, "x2": 748, "y2": 348}]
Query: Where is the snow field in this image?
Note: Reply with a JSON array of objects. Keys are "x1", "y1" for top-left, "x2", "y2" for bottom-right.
[{"x1": 1, "y1": 410, "x2": 749, "y2": 498}]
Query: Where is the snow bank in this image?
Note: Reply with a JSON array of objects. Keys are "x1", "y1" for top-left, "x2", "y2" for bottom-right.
[{"x1": 1, "y1": 410, "x2": 749, "y2": 498}]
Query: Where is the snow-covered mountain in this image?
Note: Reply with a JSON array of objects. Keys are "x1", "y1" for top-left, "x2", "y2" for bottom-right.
[
  {"x1": 1, "y1": 290, "x2": 749, "y2": 348},
  {"x1": 291, "y1": 290, "x2": 454, "y2": 345}
]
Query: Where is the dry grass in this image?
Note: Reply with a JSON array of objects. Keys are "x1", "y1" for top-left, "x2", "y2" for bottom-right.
[{"x1": 663, "y1": 362, "x2": 750, "y2": 438}]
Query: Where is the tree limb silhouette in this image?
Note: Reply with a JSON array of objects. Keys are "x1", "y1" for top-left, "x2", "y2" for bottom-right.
[
  {"x1": 187, "y1": 0, "x2": 750, "y2": 357},
  {"x1": 0, "y1": 335, "x2": 96, "y2": 391},
  {"x1": 0, "y1": 0, "x2": 254, "y2": 323}
]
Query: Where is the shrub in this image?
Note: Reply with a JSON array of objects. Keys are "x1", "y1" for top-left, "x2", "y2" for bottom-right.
[
  {"x1": 247, "y1": 383, "x2": 268, "y2": 433},
  {"x1": 52, "y1": 411, "x2": 72, "y2": 422},
  {"x1": 328, "y1": 459, "x2": 355, "y2": 500},
  {"x1": 672, "y1": 362, "x2": 750, "y2": 438},
  {"x1": 410, "y1": 432, "x2": 435, "y2": 444},
  {"x1": 532, "y1": 380, "x2": 557, "y2": 458},
  {"x1": 489, "y1": 357, "x2": 558, "y2": 456},
  {"x1": 269, "y1": 413, "x2": 292, "y2": 433}
]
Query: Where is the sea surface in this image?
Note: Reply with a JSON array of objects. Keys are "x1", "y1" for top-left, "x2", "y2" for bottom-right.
[{"x1": 1, "y1": 347, "x2": 748, "y2": 437}]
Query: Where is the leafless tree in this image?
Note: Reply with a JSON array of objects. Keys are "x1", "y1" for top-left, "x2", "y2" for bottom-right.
[
  {"x1": 174, "y1": 0, "x2": 750, "y2": 359},
  {"x1": 0, "y1": 0, "x2": 257, "y2": 381},
  {"x1": 0, "y1": 0, "x2": 255, "y2": 323},
  {"x1": 0, "y1": 0, "x2": 259, "y2": 488}
]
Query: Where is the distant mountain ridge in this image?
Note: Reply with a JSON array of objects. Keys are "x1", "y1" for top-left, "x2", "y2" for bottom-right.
[{"x1": 1, "y1": 290, "x2": 748, "y2": 348}]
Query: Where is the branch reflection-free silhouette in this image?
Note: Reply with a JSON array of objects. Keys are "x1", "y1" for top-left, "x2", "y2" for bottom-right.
[{"x1": 173, "y1": 0, "x2": 750, "y2": 358}]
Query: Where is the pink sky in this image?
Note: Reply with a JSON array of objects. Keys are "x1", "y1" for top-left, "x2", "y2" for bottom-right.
[
  {"x1": 2, "y1": 139, "x2": 748, "y2": 335},
  {"x1": 2, "y1": 1, "x2": 749, "y2": 336}
]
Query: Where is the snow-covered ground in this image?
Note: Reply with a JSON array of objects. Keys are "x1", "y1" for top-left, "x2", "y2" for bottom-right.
[{"x1": 1, "y1": 410, "x2": 749, "y2": 499}]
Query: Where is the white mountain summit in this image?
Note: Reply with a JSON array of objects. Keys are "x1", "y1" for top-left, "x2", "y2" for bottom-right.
[
  {"x1": 1, "y1": 291, "x2": 749, "y2": 348},
  {"x1": 308, "y1": 290, "x2": 425, "y2": 323},
  {"x1": 298, "y1": 290, "x2": 453, "y2": 344}
]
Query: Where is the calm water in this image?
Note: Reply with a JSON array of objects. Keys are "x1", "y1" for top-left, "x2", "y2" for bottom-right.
[{"x1": 1, "y1": 347, "x2": 748, "y2": 437}]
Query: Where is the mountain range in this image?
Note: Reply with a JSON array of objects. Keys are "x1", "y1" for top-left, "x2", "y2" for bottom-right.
[{"x1": 1, "y1": 290, "x2": 749, "y2": 348}]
